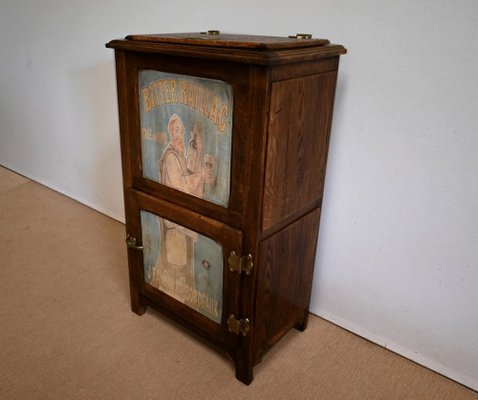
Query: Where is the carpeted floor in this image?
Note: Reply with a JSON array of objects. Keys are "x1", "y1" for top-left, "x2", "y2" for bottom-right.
[{"x1": 0, "y1": 166, "x2": 477, "y2": 400}]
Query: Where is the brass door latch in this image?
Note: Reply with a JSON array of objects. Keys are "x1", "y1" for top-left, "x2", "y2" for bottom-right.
[{"x1": 125, "y1": 235, "x2": 144, "y2": 251}]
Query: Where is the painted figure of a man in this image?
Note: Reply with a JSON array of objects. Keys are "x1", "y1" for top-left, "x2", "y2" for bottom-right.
[{"x1": 151, "y1": 114, "x2": 215, "y2": 306}]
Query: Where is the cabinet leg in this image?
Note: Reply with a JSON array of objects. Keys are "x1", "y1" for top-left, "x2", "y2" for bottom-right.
[
  {"x1": 131, "y1": 290, "x2": 147, "y2": 316},
  {"x1": 235, "y1": 357, "x2": 254, "y2": 385},
  {"x1": 294, "y1": 311, "x2": 309, "y2": 332},
  {"x1": 132, "y1": 301, "x2": 146, "y2": 316}
]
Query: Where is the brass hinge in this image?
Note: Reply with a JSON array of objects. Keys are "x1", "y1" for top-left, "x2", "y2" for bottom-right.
[
  {"x1": 227, "y1": 314, "x2": 251, "y2": 336},
  {"x1": 125, "y1": 235, "x2": 144, "y2": 251},
  {"x1": 203, "y1": 30, "x2": 220, "y2": 35},
  {"x1": 228, "y1": 251, "x2": 253, "y2": 275},
  {"x1": 288, "y1": 33, "x2": 313, "y2": 39}
]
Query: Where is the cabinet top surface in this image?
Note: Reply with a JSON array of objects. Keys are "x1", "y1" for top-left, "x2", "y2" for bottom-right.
[
  {"x1": 119, "y1": 32, "x2": 331, "y2": 50},
  {"x1": 106, "y1": 32, "x2": 346, "y2": 65}
]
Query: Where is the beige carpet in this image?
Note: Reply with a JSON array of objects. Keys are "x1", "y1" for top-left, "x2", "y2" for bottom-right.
[{"x1": 0, "y1": 166, "x2": 476, "y2": 400}]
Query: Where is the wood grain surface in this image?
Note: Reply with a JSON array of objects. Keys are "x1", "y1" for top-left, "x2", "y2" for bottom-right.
[{"x1": 262, "y1": 71, "x2": 338, "y2": 231}]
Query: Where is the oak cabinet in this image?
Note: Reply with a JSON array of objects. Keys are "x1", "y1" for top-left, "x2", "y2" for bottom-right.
[{"x1": 106, "y1": 32, "x2": 346, "y2": 384}]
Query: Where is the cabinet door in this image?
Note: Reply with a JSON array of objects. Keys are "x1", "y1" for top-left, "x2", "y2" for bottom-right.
[
  {"x1": 118, "y1": 52, "x2": 258, "y2": 227},
  {"x1": 125, "y1": 189, "x2": 243, "y2": 347}
]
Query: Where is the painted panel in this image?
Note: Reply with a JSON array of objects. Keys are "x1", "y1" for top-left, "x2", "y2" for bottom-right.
[
  {"x1": 141, "y1": 210, "x2": 223, "y2": 323},
  {"x1": 139, "y1": 70, "x2": 233, "y2": 207}
]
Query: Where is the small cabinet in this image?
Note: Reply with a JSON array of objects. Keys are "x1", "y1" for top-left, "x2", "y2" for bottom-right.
[{"x1": 107, "y1": 32, "x2": 346, "y2": 384}]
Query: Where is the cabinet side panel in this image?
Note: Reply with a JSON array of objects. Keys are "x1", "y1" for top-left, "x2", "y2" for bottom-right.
[
  {"x1": 253, "y1": 208, "x2": 321, "y2": 360},
  {"x1": 262, "y1": 71, "x2": 337, "y2": 230}
]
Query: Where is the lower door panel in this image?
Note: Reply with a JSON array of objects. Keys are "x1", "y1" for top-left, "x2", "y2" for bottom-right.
[{"x1": 125, "y1": 189, "x2": 243, "y2": 348}]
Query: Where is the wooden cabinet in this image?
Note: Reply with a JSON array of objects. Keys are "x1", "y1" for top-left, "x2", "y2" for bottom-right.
[{"x1": 106, "y1": 32, "x2": 346, "y2": 384}]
